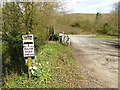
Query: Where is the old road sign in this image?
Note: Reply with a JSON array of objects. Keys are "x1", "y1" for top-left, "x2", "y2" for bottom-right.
[{"x1": 22, "y1": 34, "x2": 35, "y2": 57}]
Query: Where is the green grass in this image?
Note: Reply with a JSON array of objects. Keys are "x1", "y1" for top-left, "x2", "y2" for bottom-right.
[
  {"x1": 2, "y1": 41, "x2": 79, "y2": 88},
  {"x1": 89, "y1": 35, "x2": 118, "y2": 39},
  {"x1": 36, "y1": 42, "x2": 78, "y2": 88},
  {"x1": 76, "y1": 76, "x2": 84, "y2": 80}
]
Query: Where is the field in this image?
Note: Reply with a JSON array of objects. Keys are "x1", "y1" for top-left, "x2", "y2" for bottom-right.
[
  {"x1": 55, "y1": 13, "x2": 96, "y2": 34},
  {"x1": 55, "y1": 13, "x2": 117, "y2": 36}
]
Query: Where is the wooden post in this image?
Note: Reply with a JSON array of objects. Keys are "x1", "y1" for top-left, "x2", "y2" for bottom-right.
[{"x1": 28, "y1": 57, "x2": 32, "y2": 80}]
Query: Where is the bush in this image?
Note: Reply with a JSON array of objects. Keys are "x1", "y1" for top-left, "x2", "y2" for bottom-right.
[
  {"x1": 49, "y1": 34, "x2": 59, "y2": 41},
  {"x1": 71, "y1": 23, "x2": 80, "y2": 27},
  {"x1": 71, "y1": 24, "x2": 76, "y2": 27},
  {"x1": 75, "y1": 23, "x2": 80, "y2": 27},
  {"x1": 2, "y1": 32, "x2": 27, "y2": 75},
  {"x1": 2, "y1": 72, "x2": 28, "y2": 88},
  {"x1": 103, "y1": 23, "x2": 112, "y2": 34}
]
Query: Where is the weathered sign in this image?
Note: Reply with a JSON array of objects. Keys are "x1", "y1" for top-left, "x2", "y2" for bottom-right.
[{"x1": 22, "y1": 34, "x2": 35, "y2": 57}]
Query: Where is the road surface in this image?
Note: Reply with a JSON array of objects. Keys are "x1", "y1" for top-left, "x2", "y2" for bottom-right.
[{"x1": 70, "y1": 35, "x2": 119, "y2": 88}]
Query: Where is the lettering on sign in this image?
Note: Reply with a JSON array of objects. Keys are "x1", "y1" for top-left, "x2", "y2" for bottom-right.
[{"x1": 22, "y1": 34, "x2": 35, "y2": 57}]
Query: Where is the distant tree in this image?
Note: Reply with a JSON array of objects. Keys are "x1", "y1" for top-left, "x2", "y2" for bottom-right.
[
  {"x1": 94, "y1": 12, "x2": 102, "y2": 32},
  {"x1": 109, "y1": 3, "x2": 118, "y2": 35},
  {"x1": 95, "y1": 12, "x2": 101, "y2": 23}
]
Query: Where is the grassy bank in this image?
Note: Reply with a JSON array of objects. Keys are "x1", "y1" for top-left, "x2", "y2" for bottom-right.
[
  {"x1": 89, "y1": 35, "x2": 118, "y2": 39},
  {"x1": 2, "y1": 42, "x2": 82, "y2": 88}
]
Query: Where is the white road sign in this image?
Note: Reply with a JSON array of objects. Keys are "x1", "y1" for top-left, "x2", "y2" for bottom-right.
[{"x1": 22, "y1": 34, "x2": 35, "y2": 57}]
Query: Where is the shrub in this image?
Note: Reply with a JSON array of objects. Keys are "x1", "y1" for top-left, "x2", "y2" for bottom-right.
[
  {"x1": 71, "y1": 23, "x2": 80, "y2": 27},
  {"x1": 71, "y1": 24, "x2": 76, "y2": 27},
  {"x1": 103, "y1": 23, "x2": 111, "y2": 34},
  {"x1": 49, "y1": 34, "x2": 59, "y2": 41},
  {"x1": 75, "y1": 23, "x2": 80, "y2": 27},
  {"x1": 2, "y1": 32, "x2": 27, "y2": 74}
]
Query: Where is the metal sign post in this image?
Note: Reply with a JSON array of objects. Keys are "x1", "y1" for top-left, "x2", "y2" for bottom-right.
[{"x1": 22, "y1": 34, "x2": 35, "y2": 80}]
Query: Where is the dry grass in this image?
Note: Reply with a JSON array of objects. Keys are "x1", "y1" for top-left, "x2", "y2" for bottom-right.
[
  {"x1": 55, "y1": 13, "x2": 113, "y2": 35},
  {"x1": 55, "y1": 24, "x2": 82, "y2": 34},
  {"x1": 55, "y1": 24, "x2": 97, "y2": 35}
]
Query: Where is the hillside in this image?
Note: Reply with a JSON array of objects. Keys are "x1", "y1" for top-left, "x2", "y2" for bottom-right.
[{"x1": 55, "y1": 13, "x2": 116, "y2": 35}]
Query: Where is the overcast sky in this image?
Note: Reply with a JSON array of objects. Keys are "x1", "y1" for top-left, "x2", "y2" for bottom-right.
[
  {"x1": 1, "y1": 0, "x2": 119, "y2": 14},
  {"x1": 64, "y1": 0, "x2": 119, "y2": 14}
]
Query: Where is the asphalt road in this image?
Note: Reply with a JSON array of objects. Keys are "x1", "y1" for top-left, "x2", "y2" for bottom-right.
[{"x1": 70, "y1": 35, "x2": 119, "y2": 88}]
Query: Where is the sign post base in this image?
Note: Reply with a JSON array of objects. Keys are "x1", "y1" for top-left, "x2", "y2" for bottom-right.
[{"x1": 28, "y1": 57, "x2": 32, "y2": 80}]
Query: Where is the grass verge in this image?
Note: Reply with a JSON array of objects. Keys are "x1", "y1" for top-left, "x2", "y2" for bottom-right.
[
  {"x1": 2, "y1": 41, "x2": 82, "y2": 88},
  {"x1": 89, "y1": 35, "x2": 118, "y2": 39}
]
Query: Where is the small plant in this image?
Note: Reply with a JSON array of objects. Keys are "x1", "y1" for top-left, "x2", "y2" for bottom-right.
[
  {"x1": 76, "y1": 76, "x2": 84, "y2": 80},
  {"x1": 30, "y1": 61, "x2": 51, "y2": 84}
]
